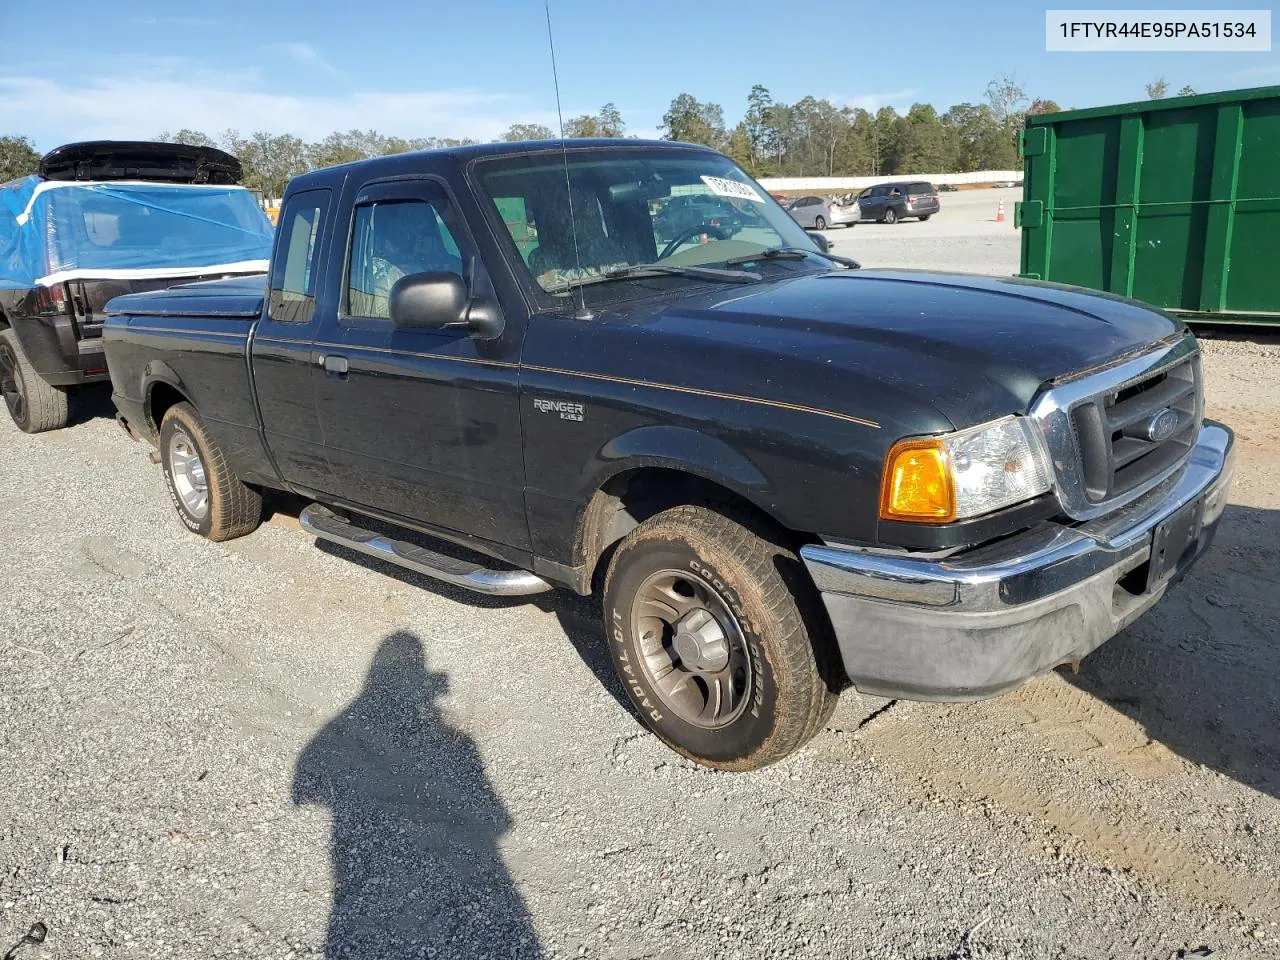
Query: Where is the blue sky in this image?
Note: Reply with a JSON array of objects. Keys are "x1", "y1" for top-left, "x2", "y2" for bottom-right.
[{"x1": 1, "y1": 0, "x2": 1276, "y2": 150}]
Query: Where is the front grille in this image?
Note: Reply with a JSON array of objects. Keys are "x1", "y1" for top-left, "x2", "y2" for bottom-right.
[
  {"x1": 1030, "y1": 335, "x2": 1203, "y2": 521},
  {"x1": 1069, "y1": 352, "x2": 1199, "y2": 502}
]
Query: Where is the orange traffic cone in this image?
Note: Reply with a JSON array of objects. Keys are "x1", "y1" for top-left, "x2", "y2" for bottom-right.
[{"x1": 996, "y1": 199, "x2": 1006, "y2": 222}]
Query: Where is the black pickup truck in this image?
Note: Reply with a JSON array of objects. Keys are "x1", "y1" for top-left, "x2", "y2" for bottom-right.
[{"x1": 102, "y1": 140, "x2": 1234, "y2": 770}]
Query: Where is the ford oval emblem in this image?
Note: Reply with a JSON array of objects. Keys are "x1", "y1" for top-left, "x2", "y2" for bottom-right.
[{"x1": 1143, "y1": 407, "x2": 1180, "y2": 442}]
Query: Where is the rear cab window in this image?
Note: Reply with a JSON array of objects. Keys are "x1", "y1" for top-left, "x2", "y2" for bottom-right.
[
  {"x1": 908, "y1": 182, "x2": 935, "y2": 196},
  {"x1": 268, "y1": 189, "x2": 331, "y2": 324}
]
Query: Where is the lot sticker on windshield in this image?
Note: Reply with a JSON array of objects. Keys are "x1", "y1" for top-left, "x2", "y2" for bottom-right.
[{"x1": 700, "y1": 176, "x2": 764, "y2": 203}]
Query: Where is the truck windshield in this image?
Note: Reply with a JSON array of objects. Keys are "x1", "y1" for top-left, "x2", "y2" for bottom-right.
[{"x1": 473, "y1": 149, "x2": 825, "y2": 298}]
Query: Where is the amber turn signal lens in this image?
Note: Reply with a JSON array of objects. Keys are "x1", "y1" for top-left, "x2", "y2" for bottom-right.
[{"x1": 880, "y1": 438, "x2": 956, "y2": 522}]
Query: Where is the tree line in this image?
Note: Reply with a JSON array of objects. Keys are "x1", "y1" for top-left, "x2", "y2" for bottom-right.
[
  {"x1": 662, "y1": 77, "x2": 1058, "y2": 179},
  {"x1": 0, "y1": 74, "x2": 1202, "y2": 198}
]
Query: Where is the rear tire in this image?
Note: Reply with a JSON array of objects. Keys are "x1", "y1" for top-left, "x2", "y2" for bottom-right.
[
  {"x1": 813, "y1": 215, "x2": 826, "y2": 230},
  {"x1": 160, "y1": 402, "x2": 262, "y2": 542},
  {"x1": 918, "y1": 214, "x2": 931, "y2": 222},
  {"x1": 0, "y1": 329, "x2": 69, "y2": 433},
  {"x1": 602, "y1": 505, "x2": 839, "y2": 771},
  {"x1": 883, "y1": 207, "x2": 898, "y2": 225}
]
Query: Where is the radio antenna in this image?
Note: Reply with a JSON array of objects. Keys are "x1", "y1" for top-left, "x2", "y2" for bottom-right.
[{"x1": 543, "y1": 0, "x2": 588, "y2": 317}]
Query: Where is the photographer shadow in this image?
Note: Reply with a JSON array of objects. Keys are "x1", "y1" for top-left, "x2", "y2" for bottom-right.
[{"x1": 293, "y1": 631, "x2": 540, "y2": 958}]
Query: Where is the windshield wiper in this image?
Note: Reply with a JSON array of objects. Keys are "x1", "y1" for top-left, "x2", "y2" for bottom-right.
[
  {"x1": 546, "y1": 262, "x2": 761, "y2": 294},
  {"x1": 723, "y1": 246, "x2": 861, "y2": 269}
]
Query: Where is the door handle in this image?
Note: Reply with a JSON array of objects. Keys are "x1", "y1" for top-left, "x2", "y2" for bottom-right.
[{"x1": 318, "y1": 354, "x2": 349, "y2": 376}]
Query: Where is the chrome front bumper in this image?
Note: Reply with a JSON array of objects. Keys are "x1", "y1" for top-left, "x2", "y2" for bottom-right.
[{"x1": 800, "y1": 422, "x2": 1235, "y2": 700}]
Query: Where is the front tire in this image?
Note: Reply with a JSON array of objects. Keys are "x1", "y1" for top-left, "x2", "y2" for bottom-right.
[
  {"x1": 0, "y1": 329, "x2": 69, "y2": 433},
  {"x1": 160, "y1": 402, "x2": 262, "y2": 541},
  {"x1": 883, "y1": 207, "x2": 898, "y2": 225},
  {"x1": 602, "y1": 506, "x2": 838, "y2": 771}
]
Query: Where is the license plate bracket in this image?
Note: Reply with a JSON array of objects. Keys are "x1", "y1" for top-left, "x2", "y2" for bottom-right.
[{"x1": 1146, "y1": 496, "x2": 1205, "y2": 591}]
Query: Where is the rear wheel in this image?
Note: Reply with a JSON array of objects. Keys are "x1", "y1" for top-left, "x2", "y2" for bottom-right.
[
  {"x1": 918, "y1": 214, "x2": 931, "y2": 221},
  {"x1": 602, "y1": 505, "x2": 838, "y2": 771},
  {"x1": 160, "y1": 402, "x2": 262, "y2": 541},
  {"x1": 0, "y1": 329, "x2": 69, "y2": 433},
  {"x1": 883, "y1": 207, "x2": 898, "y2": 225},
  {"x1": 813, "y1": 215, "x2": 826, "y2": 230}
]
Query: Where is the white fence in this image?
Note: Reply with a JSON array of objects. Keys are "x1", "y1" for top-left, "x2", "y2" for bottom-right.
[{"x1": 757, "y1": 171, "x2": 1022, "y2": 192}]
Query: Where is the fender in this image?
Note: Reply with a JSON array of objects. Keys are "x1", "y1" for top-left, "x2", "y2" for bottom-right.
[
  {"x1": 545, "y1": 424, "x2": 778, "y2": 593},
  {"x1": 590, "y1": 423, "x2": 771, "y2": 500},
  {"x1": 142, "y1": 359, "x2": 189, "y2": 417}
]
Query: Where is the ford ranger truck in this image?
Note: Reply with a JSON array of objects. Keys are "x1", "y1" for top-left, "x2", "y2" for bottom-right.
[{"x1": 100, "y1": 140, "x2": 1234, "y2": 770}]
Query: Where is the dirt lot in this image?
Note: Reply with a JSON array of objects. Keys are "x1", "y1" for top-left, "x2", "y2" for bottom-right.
[{"x1": 2, "y1": 212, "x2": 1278, "y2": 958}]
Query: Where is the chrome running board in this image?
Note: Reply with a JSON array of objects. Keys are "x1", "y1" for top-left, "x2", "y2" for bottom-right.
[{"x1": 299, "y1": 503, "x2": 552, "y2": 597}]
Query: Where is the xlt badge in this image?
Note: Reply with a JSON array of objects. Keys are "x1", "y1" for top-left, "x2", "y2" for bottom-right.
[{"x1": 533, "y1": 398, "x2": 585, "y2": 422}]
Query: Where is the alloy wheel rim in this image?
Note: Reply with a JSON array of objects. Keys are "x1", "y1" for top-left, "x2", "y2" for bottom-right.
[
  {"x1": 0, "y1": 342, "x2": 26, "y2": 423},
  {"x1": 630, "y1": 568, "x2": 753, "y2": 729},
  {"x1": 168, "y1": 429, "x2": 210, "y2": 520}
]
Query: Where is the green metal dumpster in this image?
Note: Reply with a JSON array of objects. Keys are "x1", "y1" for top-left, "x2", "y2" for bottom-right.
[{"x1": 1017, "y1": 85, "x2": 1280, "y2": 327}]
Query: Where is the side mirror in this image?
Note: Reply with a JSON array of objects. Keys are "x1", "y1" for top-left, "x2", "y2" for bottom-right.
[
  {"x1": 811, "y1": 233, "x2": 831, "y2": 253},
  {"x1": 388, "y1": 272, "x2": 505, "y2": 339},
  {"x1": 388, "y1": 272, "x2": 467, "y2": 329}
]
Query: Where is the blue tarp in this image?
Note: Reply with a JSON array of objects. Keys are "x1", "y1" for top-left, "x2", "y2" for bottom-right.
[{"x1": 0, "y1": 176, "x2": 275, "y2": 289}]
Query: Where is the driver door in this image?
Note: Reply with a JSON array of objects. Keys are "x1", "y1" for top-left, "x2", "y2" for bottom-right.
[{"x1": 308, "y1": 176, "x2": 529, "y2": 551}]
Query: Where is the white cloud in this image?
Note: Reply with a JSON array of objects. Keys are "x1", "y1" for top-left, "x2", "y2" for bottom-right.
[
  {"x1": 836, "y1": 89, "x2": 919, "y2": 112},
  {"x1": 267, "y1": 42, "x2": 339, "y2": 76},
  {"x1": 0, "y1": 62, "x2": 566, "y2": 146}
]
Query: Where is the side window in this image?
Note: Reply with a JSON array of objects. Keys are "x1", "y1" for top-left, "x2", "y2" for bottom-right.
[
  {"x1": 346, "y1": 191, "x2": 465, "y2": 321},
  {"x1": 268, "y1": 189, "x2": 330, "y2": 324}
]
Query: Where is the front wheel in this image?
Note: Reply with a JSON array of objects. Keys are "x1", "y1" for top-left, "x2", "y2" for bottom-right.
[
  {"x1": 0, "y1": 329, "x2": 69, "y2": 433},
  {"x1": 602, "y1": 506, "x2": 838, "y2": 771},
  {"x1": 160, "y1": 402, "x2": 262, "y2": 541},
  {"x1": 883, "y1": 207, "x2": 898, "y2": 225}
]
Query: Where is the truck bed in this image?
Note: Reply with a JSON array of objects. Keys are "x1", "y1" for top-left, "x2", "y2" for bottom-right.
[{"x1": 103, "y1": 275, "x2": 275, "y2": 486}]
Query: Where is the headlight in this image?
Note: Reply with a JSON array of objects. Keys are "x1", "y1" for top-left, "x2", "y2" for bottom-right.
[{"x1": 880, "y1": 416, "x2": 1052, "y2": 523}]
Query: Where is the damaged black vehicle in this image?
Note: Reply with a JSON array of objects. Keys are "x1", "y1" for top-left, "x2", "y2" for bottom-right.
[{"x1": 0, "y1": 141, "x2": 274, "y2": 432}]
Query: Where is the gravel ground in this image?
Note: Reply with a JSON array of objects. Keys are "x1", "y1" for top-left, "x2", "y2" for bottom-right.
[{"x1": 2, "y1": 221, "x2": 1279, "y2": 959}]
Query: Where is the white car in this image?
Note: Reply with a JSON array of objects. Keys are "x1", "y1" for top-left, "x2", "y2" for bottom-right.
[{"x1": 785, "y1": 195, "x2": 860, "y2": 230}]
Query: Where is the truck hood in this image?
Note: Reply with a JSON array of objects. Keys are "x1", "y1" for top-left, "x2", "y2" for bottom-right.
[
  {"x1": 104, "y1": 274, "x2": 266, "y2": 318},
  {"x1": 651, "y1": 269, "x2": 1183, "y2": 430}
]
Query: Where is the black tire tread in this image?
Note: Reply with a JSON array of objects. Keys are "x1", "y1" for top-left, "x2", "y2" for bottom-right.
[
  {"x1": 0, "y1": 328, "x2": 69, "y2": 433},
  {"x1": 162, "y1": 402, "x2": 262, "y2": 542},
  {"x1": 606, "y1": 505, "x2": 838, "y2": 771}
]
